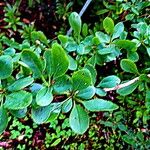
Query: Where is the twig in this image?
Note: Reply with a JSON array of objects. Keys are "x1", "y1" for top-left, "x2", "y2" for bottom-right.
[{"x1": 103, "y1": 74, "x2": 150, "y2": 92}]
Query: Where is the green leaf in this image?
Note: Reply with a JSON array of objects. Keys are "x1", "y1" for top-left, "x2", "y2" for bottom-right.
[
  {"x1": 68, "y1": 55, "x2": 77, "y2": 71},
  {"x1": 82, "y1": 99, "x2": 119, "y2": 111},
  {"x1": 66, "y1": 42, "x2": 78, "y2": 52},
  {"x1": 120, "y1": 59, "x2": 139, "y2": 74},
  {"x1": 117, "y1": 81, "x2": 139, "y2": 96},
  {"x1": 98, "y1": 75, "x2": 121, "y2": 88},
  {"x1": 72, "y1": 69, "x2": 92, "y2": 91},
  {"x1": 69, "y1": 104, "x2": 89, "y2": 134},
  {"x1": 31, "y1": 105, "x2": 52, "y2": 124},
  {"x1": 77, "y1": 44, "x2": 85, "y2": 55},
  {"x1": 127, "y1": 51, "x2": 139, "y2": 62},
  {"x1": 115, "y1": 40, "x2": 137, "y2": 52},
  {"x1": 146, "y1": 47, "x2": 150, "y2": 57},
  {"x1": 95, "y1": 31, "x2": 110, "y2": 43},
  {"x1": 96, "y1": 9, "x2": 109, "y2": 15},
  {"x1": 0, "y1": 55, "x2": 13, "y2": 79},
  {"x1": 4, "y1": 91, "x2": 32, "y2": 110},
  {"x1": 10, "y1": 108, "x2": 27, "y2": 118},
  {"x1": 0, "y1": 107, "x2": 8, "y2": 134},
  {"x1": 92, "y1": 37, "x2": 100, "y2": 45},
  {"x1": 84, "y1": 64, "x2": 97, "y2": 84},
  {"x1": 31, "y1": 31, "x2": 48, "y2": 45},
  {"x1": 47, "y1": 112, "x2": 60, "y2": 123},
  {"x1": 36, "y1": 87, "x2": 53, "y2": 106},
  {"x1": 43, "y1": 50, "x2": 53, "y2": 76},
  {"x1": 136, "y1": 131, "x2": 144, "y2": 142},
  {"x1": 125, "y1": 14, "x2": 135, "y2": 21},
  {"x1": 103, "y1": 17, "x2": 114, "y2": 34},
  {"x1": 95, "y1": 88, "x2": 107, "y2": 96},
  {"x1": 7, "y1": 77, "x2": 34, "y2": 91},
  {"x1": 30, "y1": 83, "x2": 43, "y2": 93},
  {"x1": 117, "y1": 123, "x2": 128, "y2": 132},
  {"x1": 145, "y1": 90, "x2": 150, "y2": 110},
  {"x1": 58, "y1": 35, "x2": 68, "y2": 45},
  {"x1": 46, "y1": 103, "x2": 61, "y2": 123},
  {"x1": 98, "y1": 47, "x2": 113, "y2": 55},
  {"x1": 21, "y1": 50, "x2": 44, "y2": 78},
  {"x1": 51, "y1": 138, "x2": 61, "y2": 147},
  {"x1": 112, "y1": 22, "x2": 124, "y2": 40},
  {"x1": 4, "y1": 47, "x2": 16, "y2": 56},
  {"x1": 53, "y1": 75, "x2": 72, "y2": 94},
  {"x1": 82, "y1": 23, "x2": 88, "y2": 37},
  {"x1": 76, "y1": 86, "x2": 95, "y2": 100},
  {"x1": 62, "y1": 98, "x2": 72, "y2": 113},
  {"x1": 44, "y1": 43, "x2": 69, "y2": 79},
  {"x1": 69, "y1": 12, "x2": 82, "y2": 36},
  {"x1": 122, "y1": 135, "x2": 135, "y2": 145}
]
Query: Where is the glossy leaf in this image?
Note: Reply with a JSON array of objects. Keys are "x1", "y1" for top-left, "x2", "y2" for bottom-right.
[
  {"x1": 0, "y1": 107, "x2": 8, "y2": 134},
  {"x1": 53, "y1": 75, "x2": 72, "y2": 94},
  {"x1": 0, "y1": 55, "x2": 13, "y2": 79},
  {"x1": 98, "y1": 47, "x2": 113, "y2": 55},
  {"x1": 95, "y1": 88, "x2": 107, "y2": 96},
  {"x1": 117, "y1": 81, "x2": 139, "y2": 96},
  {"x1": 7, "y1": 77, "x2": 34, "y2": 91},
  {"x1": 4, "y1": 47, "x2": 16, "y2": 56},
  {"x1": 77, "y1": 44, "x2": 85, "y2": 55},
  {"x1": 51, "y1": 138, "x2": 61, "y2": 147},
  {"x1": 103, "y1": 17, "x2": 114, "y2": 34},
  {"x1": 84, "y1": 64, "x2": 97, "y2": 84},
  {"x1": 46, "y1": 103, "x2": 62, "y2": 122},
  {"x1": 44, "y1": 43, "x2": 69, "y2": 79},
  {"x1": 76, "y1": 86, "x2": 95, "y2": 99},
  {"x1": 69, "y1": 12, "x2": 81, "y2": 36},
  {"x1": 98, "y1": 75, "x2": 121, "y2": 88},
  {"x1": 127, "y1": 51, "x2": 139, "y2": 62},
  {"x1": 112, "y1": 22, "x2": 124, "y2": 40},
  {"x1": 146, "y1": 47, "x2": 150, "y2": 57},
  {"x1": 82, "y1": 99, "x2": 119, "y2": 111},
  {"x1": 95, "y1": 31, "x2": 110, "y2": 43},
  {"x1": 72, "y1": 69, "x2": 92, "y2": 91},
  {"x1": 115, "y1": 40, "x2": 137, "y2": 52},
  {"x1": 62, "y1": 98, "x2": 73, "y2": 113},
  {"x1": 120, "y1": 59, "x2": 139, "y2": 74},
  {"x1": 36, "y1": 87, "x2": 53, "y2": 106},
  {"x1": 122, "y1": 135, "x2": 135, "y2": 145},
  {"x1": 32, "y1": 105, "x2": 52, "y2": 124},
  {"x1": 69, "y1": 104, "x2": 89, "y2": 134},
  {"x1": 31, "y1": 31, "x2": 48, "y2": 45},
  {"x1": 52, "y1": 43, "x2": 69, "y2": 79},
  {"x1": 4, "y1": 91, "x2": 32, "y2": 110},
  {"x1": 82, "y1": 23, "x2": 88, "y2": 37},
  {"x1": 21, "y1": 50, "x2": 44, "y2": 78},
  {"x1": 145, "y1": 90, "x2": 150, "y2": 110},
  {"x1": 30, "y1": 83, "x2": 43, "y2": 93},
  {"x1": 68, "y1": 55, "x2": 77, "y2": 70},
  {"x1": 58, "y1": 35, "x2": 68, "y2": 45},
  {"x1": 10, "y1": 108, "x2": 27, "y2": 118},
  {"x1": 43, "y1": 50, "x2": 53, "y2": 76}
]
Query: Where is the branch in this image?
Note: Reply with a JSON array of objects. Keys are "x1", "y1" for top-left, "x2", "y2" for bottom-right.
[{"x1": 103, "y1": 74, "x2": 150, "y2": 92}]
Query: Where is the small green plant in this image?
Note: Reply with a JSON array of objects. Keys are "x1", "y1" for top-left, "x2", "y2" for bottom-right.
[
  {"x1": 27, "y1": 0, "x2": 43, "y2": 8},
  {"x1": 4, "y1": 2, "x2": 24, "y2": 31},
  {"x1": 121, "y1": 0, "x2": 150, "y2": 22},
  {"x1": 56, "y1": 0, "x2": 73, "y2": 20},
  {"x1": 0, "y1": 9, "x2": 150, "y2": 139}
]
